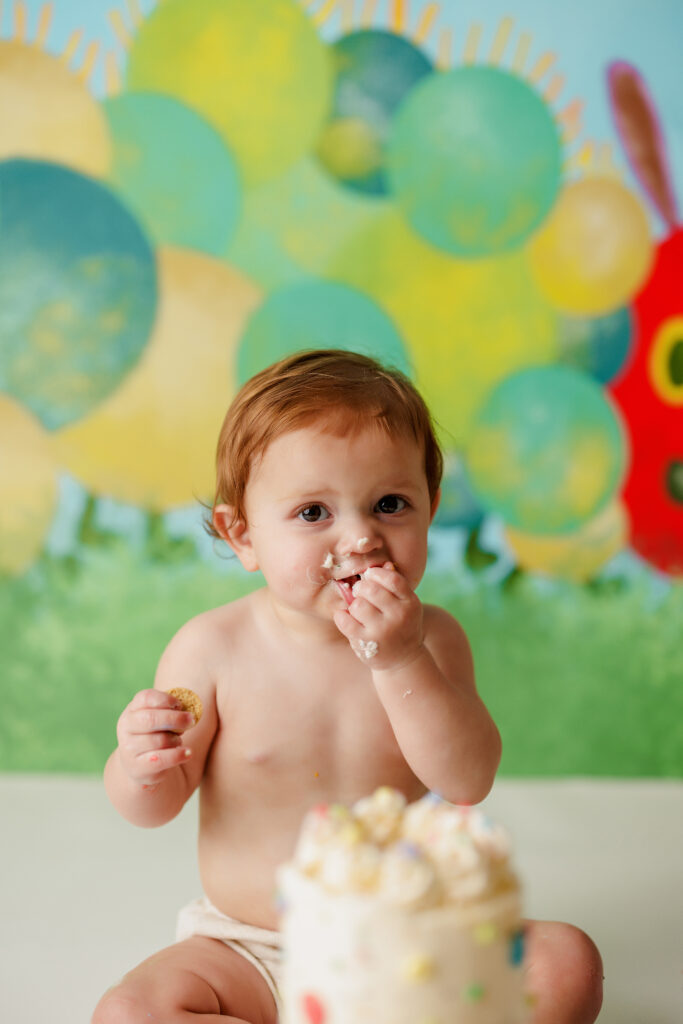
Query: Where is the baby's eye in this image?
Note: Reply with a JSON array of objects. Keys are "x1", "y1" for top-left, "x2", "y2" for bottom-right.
[
  {"x1": 298, "y1": 504, "x2": 330, "y2": 523},
  {"x1": 375, "y1": 494, "x2": 406, "y2": 515}
]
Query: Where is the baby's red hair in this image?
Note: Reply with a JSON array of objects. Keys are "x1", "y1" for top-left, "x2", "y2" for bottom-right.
[{"x1": 206, "y1": 349, "x2": 443, "y2": 535}]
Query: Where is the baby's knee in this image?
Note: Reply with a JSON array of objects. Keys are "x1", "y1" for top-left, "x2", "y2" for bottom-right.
[
  {"x1": 528, "y1": 921, "x2": 604, "y2": 1024},
  {"x1": 561, "y1": 924, "x2": 604, "y2": 1020},
  {"x1": 91, "y1": 985, "x2": 142, "y2": 1024},
  {"x1": 92, "y1": 968, "x2": 219, "y2": 1024}
]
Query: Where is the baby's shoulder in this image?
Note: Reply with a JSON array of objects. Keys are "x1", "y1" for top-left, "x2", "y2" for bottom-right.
[
  {"x1": 422, "y1": 604, "x2": 475, "y2": 677},
  {"x1": 422, "y1": 602, "x2": 467, "y2": 638},
  {"x1": 160, "y1": 590, "x2": 263, "y2": 667}
]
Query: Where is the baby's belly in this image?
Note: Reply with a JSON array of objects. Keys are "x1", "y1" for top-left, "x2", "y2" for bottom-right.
[{"x1": 194, "y1": 755, "x2": 426, "y2": 929}]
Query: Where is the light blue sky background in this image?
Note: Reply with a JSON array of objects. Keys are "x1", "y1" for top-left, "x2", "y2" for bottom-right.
[{"x1": 3, "y1": 0, "x2": 681, "y2": 239}]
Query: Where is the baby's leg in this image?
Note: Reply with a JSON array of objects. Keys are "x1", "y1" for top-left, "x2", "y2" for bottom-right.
[
  {"x1": 525, "y1": 919, "x2": 604, "y2": 1024},
  {"x1": 92, "y1": 936, "x2": 278, "y2": 1024}
]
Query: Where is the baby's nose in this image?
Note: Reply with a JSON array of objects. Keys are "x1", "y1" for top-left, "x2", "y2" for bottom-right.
[{"x1": 340, "y1": 531, "x2": 381, "y2": 557}]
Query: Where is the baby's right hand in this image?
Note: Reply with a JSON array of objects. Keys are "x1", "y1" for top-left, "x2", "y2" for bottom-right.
[{"x1": 116, "y1": 689, "x2": 195, "y2": 786}]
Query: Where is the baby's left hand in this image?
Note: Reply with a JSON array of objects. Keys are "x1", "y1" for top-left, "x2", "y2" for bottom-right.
[{"x1": 333, "y1": 562, "x2": 424, "y2": 671}]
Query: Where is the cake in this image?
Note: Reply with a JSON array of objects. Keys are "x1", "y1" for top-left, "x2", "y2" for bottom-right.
[
  {"x1": 165, "y1": 687, "x2": 203, "y2": 725},
  {"x1": 277, "y1": 787, "x2": 530, "y2": 1024}
]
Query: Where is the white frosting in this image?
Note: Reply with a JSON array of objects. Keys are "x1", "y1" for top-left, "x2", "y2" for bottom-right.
[
  {"x1": 351, "y1": 638, "x2": 378, "y2": 660},
  {"x1": 278, "y1": 788, "x2": 530, "y2": 1024}
]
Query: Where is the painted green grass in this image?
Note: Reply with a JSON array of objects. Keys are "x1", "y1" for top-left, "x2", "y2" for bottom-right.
[{"x1": 1, "y1": 544, "x2": 681, "y2": 775}]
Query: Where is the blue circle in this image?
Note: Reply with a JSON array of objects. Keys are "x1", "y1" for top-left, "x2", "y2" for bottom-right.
[
  {"x1": 558, "y1": 307, "x2": 633, "y2": 384},
  {"x1": 319, "y1": 29, "x2": 433, "y2": 196},
  {"x1": 0, "y1": 159, "x2": 158, "y2": 430}
]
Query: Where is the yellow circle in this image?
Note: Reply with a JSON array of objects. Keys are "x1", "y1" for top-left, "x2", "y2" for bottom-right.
[
  {"x1": 330, "y1": 210, "x2": 558, "y2": 446},
  {"x1": 529, "y1": 177, "x2": 653, "y2": 316},
  {"x1": 125, "y1": 0, "x2": 332, "y2": 184},
  {"x1": 504, "y1": 501, "x2": 627, "y2": 582},
  {"x1": 317, "y1": 117, "x2": 383, "y2": 180},
  {"x1": 0, "y1": 42, "x2": 111, "y2": 176},
  {"x1": 0, "y1": 395, "x2": 58, "y2": 575},
  {"x1": 51, "y1": 248, "x2": 262, "y2": 510},
  {"x1": 227, "y1": 157, "x2": 382, "y2": 290},
  {"x1": 648, "y1": 316, "x2": 683, "y2": 406}
]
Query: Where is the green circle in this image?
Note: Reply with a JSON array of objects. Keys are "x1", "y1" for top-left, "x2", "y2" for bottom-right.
[
  {"x1": 387, "y1": 66, "x2": 562, "y2": 256},
  {"x1": 464, "y1": 366, "x2": 626, "y2": 533},
  {"x1": 104, "y1": 92, "x2": 241, "y2": 256},
  {"x1": 237, "y1": 280, "x2": 411, "y2": 384}
]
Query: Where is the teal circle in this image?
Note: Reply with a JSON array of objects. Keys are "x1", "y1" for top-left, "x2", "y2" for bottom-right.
[
  {"x1": 104, "y1": 91, "x2": 241, "y2": 256},
  {"x1": 433, "y1": 455, "x2": 484, "y2": 530},
  {"x1": 464, "y1": 366, "x2": 626, "y2": 533},
  {"x1": 387, "y1": 66, "x2": 562, "y2": 256},
  {"x1": 320, "y1": 29, "x2": 433, "y2": 196},
  {"x1": 0, "y1": 159, "x2": 157, "y2": 430},
  {"x1": 558, "y1": 307, "x2": 633, "y2": 384},
  {"x1": 237, "y1": 280, "x2": 411, "y2": 384}
]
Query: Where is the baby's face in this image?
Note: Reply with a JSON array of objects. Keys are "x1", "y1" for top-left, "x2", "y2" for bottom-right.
[{"x1": 239, "y1": 422, "x2": 438, "y2": 631}]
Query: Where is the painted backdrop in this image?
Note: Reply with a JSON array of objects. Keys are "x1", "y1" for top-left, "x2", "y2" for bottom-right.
[{"x1": 1, "y1": 0, "x2": 681, "y2": 775}]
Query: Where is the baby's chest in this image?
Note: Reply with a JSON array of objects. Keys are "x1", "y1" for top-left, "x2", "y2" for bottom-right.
[{"x1": 216, "y1": 674, "x2": 412, "y2": 794}]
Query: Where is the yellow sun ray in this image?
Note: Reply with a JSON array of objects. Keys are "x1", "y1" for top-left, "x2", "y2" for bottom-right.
[
  {"x1": 311, "y1": 0, "x2": 339, "y2": 26},
  {"x1": 436, "y1": 25, "x2": 453, "y2": 68},
  {"x1": 59, "y1": 28, "x2": 83, "y2": 65},
  {"x1": 126, "y1": 0, "x2": 143, "y2": 27},
  {"x1": 391, "y1": 0, "x2": 406, "y2": 32},
  {"x1": 463, "y1": 23, "x2": 482, "y2": 65},
  {"x1": 74, "y1": 39, "x2": 99, "y2": 83},
  {"x1": 104, "y1": 50, "x2": 122, "y2": 96},
  {"x1": 360, "y1": 0, "x2": 379, "y2": 27},
  {"x1": 14, "y1": 1, "x2": 28, "y2": 42},
  {"x1": 544, "y1": 73, "x2": 565, "y2": 104},
  {"x1": 528, "y1": 51, "x2": 557, "y2": 83},
  {"x1": 489, "y1": 16, "x2": 514, "y2": 64},
  {"x1": 511, "y1": 31, "x2": 532, "y2": 73},
  {"x1": 573, "y1": 141, "x2": 595, "y2": 172},
  {"x1": 558, "y1": 97, "x2": 584, "y2": 143},
  {"x1": 414, "y1": 2, "x2": 439, "y2": 45},
  {"x1": 109, "y1": 8, "x2": 133, "y2": 49},
  {"x1": 34, "y1": 2, "x2": 53, "y2": 48},
  {"x1": 338, "y1": 0, "x2": 354, "y2": 32}
]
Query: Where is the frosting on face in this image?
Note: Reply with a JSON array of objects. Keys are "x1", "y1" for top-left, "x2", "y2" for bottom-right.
[{"x1": 290, "y1": 787, "x2": 517, "y2": 909}]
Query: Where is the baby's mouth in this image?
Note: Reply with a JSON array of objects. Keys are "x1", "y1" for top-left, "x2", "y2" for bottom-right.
[{"x1": 335, "y1": 574, "x2": 362, "y2": 607}]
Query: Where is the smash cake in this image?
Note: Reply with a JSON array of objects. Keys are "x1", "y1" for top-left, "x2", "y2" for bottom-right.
[{"x1": 277, "y1": 787, "x2": 530, "y2": 1024}]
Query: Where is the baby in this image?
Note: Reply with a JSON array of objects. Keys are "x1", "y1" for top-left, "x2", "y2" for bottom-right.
[{"x1": 93, "y1": 350, "x2": 603, "y2": 1024}]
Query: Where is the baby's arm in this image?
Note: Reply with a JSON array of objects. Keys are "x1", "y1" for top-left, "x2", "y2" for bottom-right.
[
  {"x1": 104, "y1": 617, "x2": 218, "y2": 828},
  {"x1": 334, "y1": 566, "x2": 501, "y2": 804}
]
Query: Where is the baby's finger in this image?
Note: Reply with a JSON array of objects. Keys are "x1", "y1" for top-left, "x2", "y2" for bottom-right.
[
  {"x1": 129, "y1": 688, "x2": 181, "y2": 711},
  {"x1": 124, "y1": 730, "x2": 184, "y2": 756},
  {"x1": 124, "y1": 706, "x2": 196, "y2": 736},
  {"x1": 346, "y1": 595, "x2": 384, "y2": 632},
  {"x1": 350, "y1": 578, "x2": 396, "y2": 616},
  {"x1": 135, "y1": 744, "x2": 193, "y2": 777},
  {"x1": 361, "y1": 565, "x2": 412, "y2": 599},
  {"x1": 333, "y1": 608, "x2": 363, "y2": 640}
]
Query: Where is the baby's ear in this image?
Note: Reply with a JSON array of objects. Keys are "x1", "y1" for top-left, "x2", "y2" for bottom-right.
[{"x1": 212, "y1": 504, "x2": 259, "y2": 572}]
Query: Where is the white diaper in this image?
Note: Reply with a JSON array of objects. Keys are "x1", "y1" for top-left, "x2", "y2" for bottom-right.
[{"x1": 176, "y1": 896, "x2": 282, "y2": 1016}]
